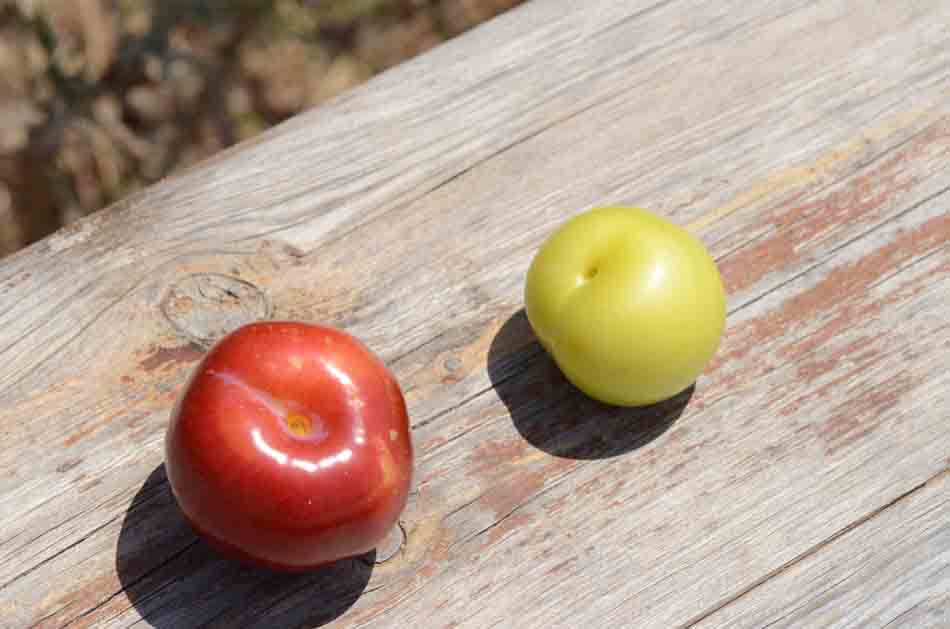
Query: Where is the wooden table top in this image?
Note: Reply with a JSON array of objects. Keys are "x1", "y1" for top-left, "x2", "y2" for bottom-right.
[{"x1": 2, "y1": 1, "x2": 949, "y2": 627}]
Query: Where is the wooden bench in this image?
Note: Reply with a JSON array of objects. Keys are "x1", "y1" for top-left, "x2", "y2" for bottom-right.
[{"x1": 2, "y1": 1, "x2": 949, "y2": 627}]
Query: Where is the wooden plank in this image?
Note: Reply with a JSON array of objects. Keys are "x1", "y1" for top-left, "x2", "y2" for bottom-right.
[
  {"x1": 692, "y1": 470, "x2": 950, "y2": 628},
  {"x1": 1, "y1": 0, "x2": 950, "y2": 627}
]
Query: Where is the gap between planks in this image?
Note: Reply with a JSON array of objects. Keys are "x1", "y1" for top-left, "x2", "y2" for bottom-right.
[{"x1": 676, "y1": 467, "x2": 950, "y2": 629}]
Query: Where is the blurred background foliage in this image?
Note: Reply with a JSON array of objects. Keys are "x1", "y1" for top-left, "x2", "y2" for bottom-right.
[{"x1": 0, "y1": 0, "x2": 524, "y2": 257}]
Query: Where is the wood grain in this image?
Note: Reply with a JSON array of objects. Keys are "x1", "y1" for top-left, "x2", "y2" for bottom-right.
[
  {"x1": 2, "y1": 0, "x2": 950, "y2": 627},
  {"x1": 693, "y1": 470, "x2": 950, "y2": 628}
]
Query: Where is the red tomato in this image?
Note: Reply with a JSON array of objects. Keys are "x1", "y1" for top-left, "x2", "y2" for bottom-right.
[{"x1": 165, "y1": 321, "x2": 413, "y2": 571}]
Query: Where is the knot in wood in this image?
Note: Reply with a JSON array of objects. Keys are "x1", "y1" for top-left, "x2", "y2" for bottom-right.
[{"x1": 161, "y1": 273, "x2": 272, "y2": 348}]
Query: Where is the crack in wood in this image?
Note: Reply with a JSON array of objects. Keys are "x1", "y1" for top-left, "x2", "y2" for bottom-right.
[
  {"x1": 1, "y1": 274, "x2": 146, "y2": 397},
  {"x1": 0, "y1": 510, "x2": 123, "y2": 593},
  {"x1": 718, "y1": 180, "x2": 950, "y2": 322},
  {"x1": 677, "y1": 466, "x2": 950, "y2": 629},
  {"x1": 756, "y1": 559, "x2": 874, "y2": 629},
  {"x1": 865, "y1": 243, "x2": 950, "y2": 293},
  {"x1": 880, "y1": 600, "x2": 926, "y2": 629},
  {"x1": 451, "y1": 467, "x2": 580, "y2": 550},
  {"x1": 59, "y1": 538, "x2": 203, "y2": 629},
  {"x1": 706, "y1": 119, "x2": 939, "y2": 256}
]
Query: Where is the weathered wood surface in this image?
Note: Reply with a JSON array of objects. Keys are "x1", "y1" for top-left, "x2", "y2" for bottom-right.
[{"x1": 2, "y1": 0, "x2": 950, "y2": 627}]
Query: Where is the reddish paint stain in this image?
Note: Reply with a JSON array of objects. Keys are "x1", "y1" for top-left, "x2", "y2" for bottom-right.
[
  {"x1": 545, "y1": 493, "x2": 573, "y2": 516},
  {"x1": 138, "y1": 344, "x2": 203, "y2": 372},
  {"x1": 779, "y1": 341, "x2": 886, "y2": 417},
  {"x1": 33, "y1": 573, "x2": 116, "y2": 628},
  {"x1": 480, "y1": 470, "x2": 549, "y2": 521},
  {"x1": 576, "y1": 476, "x2": 605, "y2": 497},
  {"x1": 794, "y1": 337, "x2": 879, "y2": 382},
  {"x1": 483, "y1": 512, "x2": 535, "y2": 549},
  {"x1": 719, "y1": 118, "x2": 947, "y2": 296},
  {"x1": 820, "y1": 373, "x2": 917, "y2": 456},
  {"x1": 470, "y1": 439, "x2": 528, "y2": 470},
  {"x1": 695, "y1": 143, "x2": 950, "y2": 461},
  {"x1": 704, "y1": 207, "x2": 950, "y2": 463},
  {"x1": 420, "y1": 435, "x2": 448, "y2": 455},
  {"x1": 62, "y1": 409, "x2": 122, "y2": 447},
  {"x1": 717, "y1": 211, "x2": 950, "y2": 377}
]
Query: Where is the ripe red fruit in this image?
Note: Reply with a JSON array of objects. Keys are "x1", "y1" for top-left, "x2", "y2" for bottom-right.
[{"x1": 165, "y1": 321, "x2": 413, "y2": 571}]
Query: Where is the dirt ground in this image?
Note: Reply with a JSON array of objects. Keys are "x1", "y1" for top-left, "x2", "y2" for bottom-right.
[{"x1": 0, "y1": 0, "x2": 524, "y2": 258}]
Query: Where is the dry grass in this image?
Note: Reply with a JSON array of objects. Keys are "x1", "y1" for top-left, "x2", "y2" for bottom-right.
[{"x1": 0, "y1": 0, "x2": 524, "y2": 257}]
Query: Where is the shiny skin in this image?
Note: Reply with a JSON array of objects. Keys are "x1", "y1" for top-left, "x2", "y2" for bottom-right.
[
  {"x1": 525, "y1": 206, "x2": 726, "y2": 407},
  {"x1": 165, "y1": 321, "x2": 413, "y2": 571}
]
